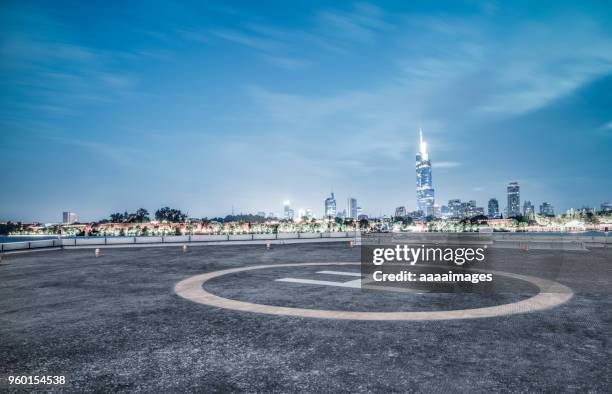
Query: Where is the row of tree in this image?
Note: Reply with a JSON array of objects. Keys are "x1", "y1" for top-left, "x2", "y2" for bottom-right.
[
  {"x1": 0, "y1": 221, "x2": 25, "y2": 235},
  {"x1": 102, "y1": 207, "x2": 188, "y2": 224}
]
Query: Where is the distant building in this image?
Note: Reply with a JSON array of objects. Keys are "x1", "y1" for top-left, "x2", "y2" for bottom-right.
[
  {"x1": 395, "y1": 206, "x2": 406, "y2": 218},
  {"x1": 440, "y1": 205, "x2": 450, "y2": 218},
  {"x1": 539, "y1": 202, "x2": 555, "y2": 216},
  {"x1": 448, "y1": 199, "x2": 462, "y2": 218},
  {"x1": 305, "y1": 209, "x2": 313, "y2": 220},
  {"x1": 601, "y1": 202, "x2": 611, "y2": 213},
  {"x1": 63, "y1": 211, "x2": 79, "y2": 224},
  {"x1": 346, "y1": 197, "x2": 358, "y2": 219},
  {"x1": 523, "y1": 200, "x2": 535, "y2": 218},
  {"x1": 416, "y1": 129, "x2": 435, "y2": 216},
  {"x1": 256, "y1": 212, "x2": 266, "y2": 218},
  {"x1": 468, "y1": 200, "x2": 476, "y2": 211},
  {"x1": 324, "y1": 192, "x2": 337, "y2": 219},
  {"x1": 506, "y1": 182, "x2": 521, "y2": 218},
  {"x1": 459, "y1": 200, "x2": 478, "y2": 218},
  {"x1": 357, "y1": 214, "x2": 368, "y2": 221},
  {"x1": 283, "y1": 201, "x2": 294, "y2": 221},
  {"x1": 488, "y1": 198, "x2": 500, "y2": 218}
]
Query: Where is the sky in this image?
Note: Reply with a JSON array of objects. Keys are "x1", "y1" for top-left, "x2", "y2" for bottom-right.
[{"x1": 1, "y1": 0, "x2": 611, "y2": 222}]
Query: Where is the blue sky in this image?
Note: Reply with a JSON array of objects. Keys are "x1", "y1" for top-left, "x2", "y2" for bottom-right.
[{"x1": 1, "y1": 0, "x2": 611, "y2": 222}]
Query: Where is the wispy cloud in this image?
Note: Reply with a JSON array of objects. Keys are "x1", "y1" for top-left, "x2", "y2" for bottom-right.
[
  {"x1": 317, "y1": 3, "x2": 391, "y2": 44},
  {"x1": 1, "y1": 14, "x2": 140, "y2": 122},
  {"x1": 435, "y1": 161, "x2": 461, "y2": 169},
  {"x1": 48, "y1": 136, "x2": 145, "y2": 168},
  {"x1": 211, "y1": 29, "x2": 283, "y2": 52},
  {"x1": 207, "y1": 2, "x2": 392, "y2": 70}
]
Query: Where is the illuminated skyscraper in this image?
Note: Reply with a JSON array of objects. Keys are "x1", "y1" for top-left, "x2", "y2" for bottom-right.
[
  {"x1": 416, "y1": 129, "x2": 435, "y2": 216},
  {"x1": 283, "y1": 200, "x2": 294, "y2": 221},
  {"x1": 324, "y1": 192, "x2": 337, "y2": 219},
  {"x1": 448, "y1": 199, "x2": 461, "y2": 218},
  {"x1": 507, "y1": 182, "x2": 521, "y2": 218}
]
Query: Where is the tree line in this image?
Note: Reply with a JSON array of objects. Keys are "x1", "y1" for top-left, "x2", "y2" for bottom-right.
[{"x1": 102, "y1": 207, "x2": 188, "y2": 224}]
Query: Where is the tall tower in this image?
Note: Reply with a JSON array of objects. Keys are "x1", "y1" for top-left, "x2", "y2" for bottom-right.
[
  {"x1": 347, "y1": 197, "x2": 358, "y2": 219},
  {"x1": 416, "y1": 129, "x2": 435, "y2": 216},
  {"x1": 506, "y1": 182, "x2": 521, "y2": 218}
]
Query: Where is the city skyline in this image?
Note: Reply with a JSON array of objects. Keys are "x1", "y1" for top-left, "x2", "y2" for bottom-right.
[{"x1": 1, "y1": 1, "x2": 611, "y2": 222}]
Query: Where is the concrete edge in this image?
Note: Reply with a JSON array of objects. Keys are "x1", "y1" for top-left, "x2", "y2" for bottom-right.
[{"x1": 59, "y1": 237, "x2": 356, "y2": 250}]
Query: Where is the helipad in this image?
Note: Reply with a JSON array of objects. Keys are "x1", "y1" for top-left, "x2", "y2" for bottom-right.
[{"x1": 175, "y1": 262, "x2": 573, "y2": 320}]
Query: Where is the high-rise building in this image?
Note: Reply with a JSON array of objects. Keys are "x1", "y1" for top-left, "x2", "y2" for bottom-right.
[
  {"x1": 416, "y1": 129, "x2": 435, "y2": 216},
  {"x1": 440, "y1": 205, "x2": 450, "y2": 219},
  {"x1": 324, "y1": 192, "x2": 337, "y2": 219},
  {"x1": 506, "y1": 182, "x2": 521, "y2": 218},
  {"x1": 395, "y1": 206, "x2": 406, "y2": 218},
  {"x1": 488, "y1": 198, "x2": 500, "y2": 218},
  {"x1": 523, "y1": 200, "x2": 535, "y2": 218},
  {"x1": 347, "y1": 197, "x2": 358, "y2": 219},
  {"x1": 283, "y1": 201, "x2": 294, "y2": 221},
  {"x1": 459, "y1": 200, "x2": 477, "y2": 218},
  {"x1": 62, "y1": 211, "x2": 79, "y2": 224},
  {"x1": 448, "y1": 199, "x2": 462, "y2": 218},
  {"x1": 539, "y1": 202, "x2": 555, "y2": 216}
]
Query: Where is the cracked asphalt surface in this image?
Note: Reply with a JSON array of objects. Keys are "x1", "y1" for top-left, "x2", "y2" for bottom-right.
[{"x1": 1, "y1": 243, "x2": 611, "y2": 392}]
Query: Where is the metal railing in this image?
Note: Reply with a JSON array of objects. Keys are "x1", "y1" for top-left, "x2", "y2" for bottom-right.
[{"x1": 0, "y1": 232, "x2": 358, "y2": 253}]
